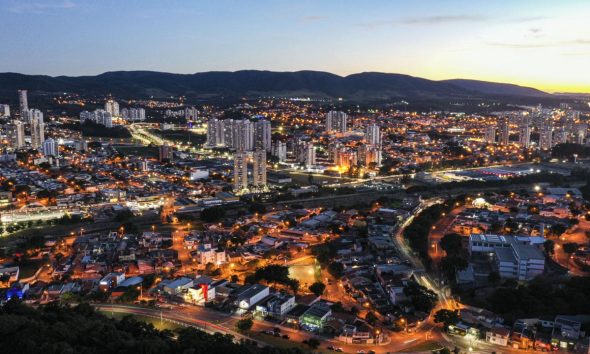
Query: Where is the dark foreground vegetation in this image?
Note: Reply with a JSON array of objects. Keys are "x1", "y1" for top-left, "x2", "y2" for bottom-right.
[{"x1": 0, "y1": 300, "x2": 306, "y2": 354}]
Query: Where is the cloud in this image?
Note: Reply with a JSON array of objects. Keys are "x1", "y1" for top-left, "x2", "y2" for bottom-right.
[
  {"x1": 401, "y1": 14, "x2": 488, "y2": 25},
  {"x1": 529, "y1": 28, "x2": 542, "y2": 34},
  {"x1": 300, "y1": 15, "x2": 327, "y2": 22},
  {"x1": 486, "y1": 39, "x2": 590, "y2": 49},
  {"x1": 9, "y1": 0, "x2": 76, "y2": 14},
  {"x1": 356, "y1": 14, "x2": 550, "y2": 29}
]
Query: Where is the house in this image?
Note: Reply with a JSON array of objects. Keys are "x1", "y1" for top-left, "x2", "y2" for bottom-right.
[
  {"x1": 99, "y1": 272, "x2": 125, "y2": 291},
  {"x1": 233, "y1": 284, "x2": 270, "y2": 311},
  {"x1": 185, "y1": 277, "x2": 226, "y2": 304},
  {"x1": 552, "y1": 316, "x2": 583, "y2": 350},
  {"x1": 255, "y1": 292, "x2": 296, "y2": 319},
  {"x1": 195, "y1": 243, "x2": 226, "y2": 265},
  {"x1": 162, "y1": 277, "x2": 194, "y2": 296},
  {"x1": 300, "y1": 302, "x2": 332, "y2": 331},
  {"x1": 486, "y1": 326, "x2": 510, "y2": 346}
]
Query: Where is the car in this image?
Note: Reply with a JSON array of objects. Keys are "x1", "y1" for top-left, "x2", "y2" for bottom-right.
[
  {"x1": 357, "y1": 351, "x2": 366, "y2": 354},
  {"x1": 327, "y1": 346, "x2": 335, "y2": 351},
  {"x1": 273, "y1": 332, "x2": 281, "y2": 337},
  {"x1": 368, "y1": 351, "x2": 376, "y2": 354},
  {"x1": 273, "y1": 327, "x2": 281, "y2": 333},
  {"x1": 282, "y1": 334, "x2": 290, "y2": 339},
  {"x1": 335, "y1": 348, "x2": 343, "y2": 352}
]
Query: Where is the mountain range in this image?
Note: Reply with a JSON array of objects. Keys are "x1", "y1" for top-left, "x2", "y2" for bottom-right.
[{"x1": 0, "y1": 70, "x2": 552, "y2": 102}]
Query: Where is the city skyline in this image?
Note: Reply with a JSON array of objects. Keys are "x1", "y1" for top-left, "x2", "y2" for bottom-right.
[{"x1": 1, "y1": 0, "x2": 589, "y2": 93}]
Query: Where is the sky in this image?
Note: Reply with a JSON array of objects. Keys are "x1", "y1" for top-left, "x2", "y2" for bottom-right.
[{"x1": 1, "y1": 0, "x2": 589, "y2": 93}]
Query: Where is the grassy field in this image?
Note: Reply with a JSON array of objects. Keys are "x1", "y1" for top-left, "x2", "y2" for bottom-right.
[
  {"x1": 396, "y1": 340, "x2": 444, "y2": 353},
  {"x1": 101, "y1": 311, "x2": 184, "y2": 331}
]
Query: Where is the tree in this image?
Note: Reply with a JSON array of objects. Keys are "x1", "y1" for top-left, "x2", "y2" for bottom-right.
[
  {"x1": 200, "y1": 206, "x2": 226, "y2": 222},
  {"x1": 563, "y1": 242, "x2": 579, "y2": 255},
  {"x1": 235, "y1": 318, "x2": 253, "y2": 332},
  {"x1": 551, "y1": 224, "x2": 567, "y2": 237},
  {"x1": 365, "y1": 311, "x2": 378, "y2": 325},
  {"x1": 543, "y1": 240, "x2": 555, "y2": 256},
  {"x1": 440, "y1": 256, "x2": 468, "y2": 281},
  {"x1": 487, "y1": 271, "x2": 501, "y2": 284},
  {"x1": 303, "y1": 338, "x2": 320, "y2": 349},
  {"x1": 433, "y1": 309, "x2": 460, "y2": 329},
  {"x1": 440, "y1": 233, "x2": 463, "y2": 256},
  {"x1": 327, "y1": 261, "x2": 344, "y2": 278},
  {"x1": 309, "y1": 282, "x2": 326, "y2": 297}
]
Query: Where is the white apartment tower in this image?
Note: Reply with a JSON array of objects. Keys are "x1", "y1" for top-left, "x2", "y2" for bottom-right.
[
  {"x1": 233, "y1": 152, "x2": 249, "y2": 192},
  {"x1": 0, "y1": 104, "x2": 10, "y2": 117},
  {"x1": 234, "y1": 119, "x2": 254, "y2": 152},
  {"x1": 484, "y1": 126, "x2": 496, "y2": 144},
  {"x1": 30, "y1": 112, "x2": 45, "y2": 149},
  {"x1": 539, "y1": 123, "x2": 553, "y2": 150},
  {"x1": 42, "y1": 138, "x2": 58, "y2": 157},
  {"x1": 304, "y1": 143, "x2": 316, "y2": 169},
  {"x1": 272, "y1": 141, "x2": 287, "y2": 162},
  {"x1": 18, "y1": 90, "x2": 28, "y2": 116},
  {"x1": 518, "y1": 122, "x2": 531, "y2": 148},
  {"x1": 8, "y1": 120, "x2": 25, "y2": 149},
  {"x1": 252, "y1": 150, "x2": 267, "y2": 189},
  {"x1": 498, "y1": 118, "x2": 510, "y2": 145},
  {"x1": 105, "y1": 99, "x2": 120, "y2": 117},
  {"x1": 254, "y1": 119, "x2": 272, "y2": 152},
  {"x1": 365, "y1": 123, "x2": 381, "y2": 146},
  {"x1": 326, "y1": 111, "x2": 348, "y2": 133}
]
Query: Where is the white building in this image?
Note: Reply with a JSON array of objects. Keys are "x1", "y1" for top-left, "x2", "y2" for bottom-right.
[
  {"x1": 121, "y1": 107, "x2": 146, "y2": 121},
  {"x1": 498, "y1": 118, "x2": 510, "y2": 145},
  {"x1": 8, "y1": 120, "x2": 25, "y2": 149},
  {"x1": 80, "y1": 109, "x2": 113, "y2": 128},
  {"x1": 233, "y1": 152, "x2": 248, "y2": 192},
  {"x1": 469, "y1": 234, "x2": 545, "y2": 281},
  {"x1": 365, "y1": 123, "x2": 381, "y2": 146},
  {"x1": 253, "y1": 149, "x2": 267, "y2": 189},
  {"x1": 326, "y1": 111, "x2": 348, "y2": 133},
  {"x1": 42, "y1": 138, "x2": 58, "y2": 157},
  {"x1": 484, "y1": 126, "x2": 496, "y2": 144},
  {"x1": 195, "y1": 243, "x2": 226, "y2": 265},
  {"x1": 0, "y1": 104, "x2": 10, "y2": 117},
  {"x1": 30, "y1": 113, "x2": 45, "y2": 149},
  {"x1": 18, "y1": 90, "x2": 28, "y2": 115},
  {"x1": 254, "y1": 119, "x2": 272, "y2": 152},
  {"x1": 303, "y1": 142, "x2": 316, "y2": 169},
  {"x1": 519, "y1": 122, "x2": 531, "y2": 148},
  {"x1": 234, "y1": 284, "x2": 270, "y2": 311},
  {"x1": 272, "y1": 141, "x2": 287, "y2": 162},
  {"x1": 234, "y1": 119, "x2": 254, "y2": 152},
  {"x1": 105, "y1": 99, "x2": 120, "y2": 117}
]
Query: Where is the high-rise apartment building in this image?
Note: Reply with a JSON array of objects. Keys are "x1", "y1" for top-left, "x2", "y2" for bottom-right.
[
  {"x1": 539, "y1": 123, "x2": 553, "y2": 150},
  {"x1": 18, "y1": 90, "x2": 28, "y2": 116},
  {"x1": 0, "y1": 104, "x2": 10, "y2": 117},
  {"x1": 254, "y1": 119, "x2": 272, "y2": 152},
  {"x1": 365, "y1": 123, "x2": 381, "y2": 146},
  {"x1": 252, "y1": 150, "x2": 267, "y2": 189},
  {"x1": 233, "y1": 152, "x2": 249, "y2": 192},
  {"x1": 326, "y1": 111, "x2": 348, "y2": 133},
  {"x1": 272, "y1": 141, "x2": 287, "y2": 162},
  {"x1": 42, "y1": 138, "x2": 58, "y2": 157},
  {"x1": 8, "y1": 120, "x2": 25, "y2": 150},
  {"x1": 105, "y1": 99, "x2": 120, "y2": 117},
  {"x1": 518, "y1": 122, "x2": 531, "y2": 148},
  {"x1": 30, "y1": 113, "x2": 45, "y2": 149},
  {"x1": 484, "y1": 126, "x2": 496, "y2": 144},
  {"x1": 498, "y1": 118, "x2": 510, "y2": 145}
]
